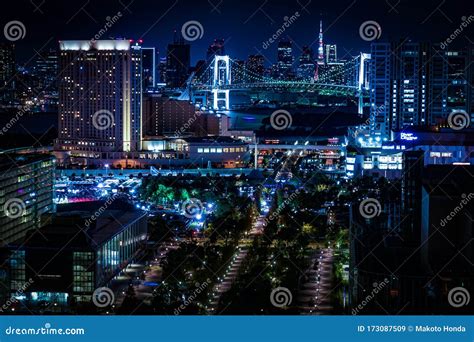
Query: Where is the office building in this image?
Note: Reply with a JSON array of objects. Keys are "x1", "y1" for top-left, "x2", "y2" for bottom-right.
[
  {"x1": 55, "y1": 40, "x2": 143, "y2": 159},
  {"x1": 34, "y1": 49, "x2": 58, "y2": 90},
  {"x1": 166, "y1": 39, "x2": 190, "y2": 88},
  {"x1": 0, "y1": 43, "x2": 15, "y2": 103},
  {"x1": 142, "y1": 47, "x2": 156, "y2": 90},
  {"x1": 297, "y1": 46, "x2": 315, "y2": 82},
  {"x1": 369, "y1": 42, "x2": 473, "y2": 140},
  {"x1": 246, "y1": 55, "x2": 265, "y2": 81},
  {"x1": 6, "y1": 199, "x2": 147, "y2": 312},
  {"x1": 206, "y1": 39, "x2": 225, "y2": 62},
  {"x1": 142, "y1": 94, "x2": 198, "y2": 137},
  {"x1": 275, "y1": 39, "x2": 294, "y2": 80},
  {"x1": 325, "y1": 44, "x2": 337, "y2": 64},
  {"x1": 0, "y1": 153, "x2": 55, "y2": 245}
]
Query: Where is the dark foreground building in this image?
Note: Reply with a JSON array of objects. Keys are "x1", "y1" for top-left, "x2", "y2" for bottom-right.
[
  {"x1": 4, "y1": 199, "x2": 147, "y2": 313},
  {"x1": 350, "y1": 159, "x2": 474, "y2": 314}
]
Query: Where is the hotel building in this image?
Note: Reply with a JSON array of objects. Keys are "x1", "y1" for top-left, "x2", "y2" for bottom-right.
[{"x1": 55, "y1": 40, "x2": 142, "y2": 161}]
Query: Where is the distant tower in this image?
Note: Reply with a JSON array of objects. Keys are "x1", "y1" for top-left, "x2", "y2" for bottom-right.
[{"x1": 317, "y1": 20, "x2": 324, "y2": 65}]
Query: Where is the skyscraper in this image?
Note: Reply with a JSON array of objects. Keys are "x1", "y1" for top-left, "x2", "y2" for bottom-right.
[
  {"x1": 276, "y1": 39, "x2": 294, "y2": 80},
  {"x1": 56, "y1": 40, "x2": 143, "y2": 160},
  {"x1": 297, "y1": 46, "x2": 315, "y2": 82},
  {"x1": 206, "y1": 39, "x2": 225, "y2": 62},
  {"x1": 0, "y1": 152, "x2": 55, "y2": 245},
  {"x1": 166, "y1": 38, "x2": 190, "y2": 88},
  {"x1": 142, "y1": 47, "x2": 156, "y2": 90},
  {"x1": 369, "y1": 41, "x2": 473, "y2": 139},
  {"x1": 33, "y1": 48, "x2": 58, "y2": 90},
  {"x1": 0, "y1": 43, "x2": 15, "y2": 103},
  {"x1": 325, "y1": 44, "x2": 337, "y2": 64},
  {"x1": 246, "y1": 55, "x2": 265, "y2": 82}
]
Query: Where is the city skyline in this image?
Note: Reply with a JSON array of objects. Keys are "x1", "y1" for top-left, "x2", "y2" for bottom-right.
[
  {"x1": 5, "y1": 0, "x2": 473, "y2": 66},
  {"x1": 0, "y1": 0, "x2": 473, "y2": 327}
]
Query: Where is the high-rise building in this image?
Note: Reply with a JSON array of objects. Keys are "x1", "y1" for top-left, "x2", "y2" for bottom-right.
[
  {"x1": 166, "y1": 39, "x2": 190, "y2": 88},
  {"x1": 157, "y1": 56, "x2": 167, "y2": 84},
  {"x1": 142, "y1": 94, "x2": 197, "y2": 137},
  {"x1": 325, "y1": 44, "x2": 337, "y2": 63},
  {"x1": 142, "y1": 47, "x2": 156, "y2": 90},
  {"x1": 231, "y1": 59, "x2": 245, "y2": 84},
  {"x1": 0, "y1": 152, "x2": 55, "y2": 245},
  {"x1": 276, "y1": 39, "x2": 294, "y2": 80},
  {"x1": 0, "y1": 43, "x2": 15, "y2": 103},
  {"x1": 34, "y1": 48, "x2": 58, "y2": 90},
  {"x1": 56, "y1": 40, "x2": 143, "y2": 158},
  {"x1": 297, "y1": 46, "x2": 315, "y2": 82},
  {"x1": 246, "y1": 55, "x2": 265, "y2": 81},
  {"x1": 369, "y1": 41, "x2": 473, "y2": 140},
  {"x1": 206, "y1": 39, "x2": 225, "y2": 62}
]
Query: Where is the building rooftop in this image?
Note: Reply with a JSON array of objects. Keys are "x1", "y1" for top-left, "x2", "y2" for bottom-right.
[
  {"x1": 15, "y1": 198, "x2": 146, "y2": 250},
  {"x1": 0, "y1": 152, "x2": 54, "y2": 173}
]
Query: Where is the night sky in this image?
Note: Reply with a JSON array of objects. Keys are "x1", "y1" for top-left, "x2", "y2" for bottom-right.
[{"x1": 2, "y1": 0, "x2": 473, "y2": 67}]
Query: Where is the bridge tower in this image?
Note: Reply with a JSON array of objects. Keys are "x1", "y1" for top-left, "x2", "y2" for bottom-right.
[
  {"x1": 212, "y1": 55, "x2": 231, "y2": 109},
  {"x1": 357, "y1": 53, "x2": 371, "y2": 114}
]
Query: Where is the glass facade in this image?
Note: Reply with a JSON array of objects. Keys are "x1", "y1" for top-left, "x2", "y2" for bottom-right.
[{"x1": 96, "y1": 218, "x2": 147, "y2": 286}]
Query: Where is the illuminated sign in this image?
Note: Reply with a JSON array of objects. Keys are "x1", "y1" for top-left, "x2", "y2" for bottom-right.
[{"x1": 400, "y1": 132, "x2": 418, "y2": 141}]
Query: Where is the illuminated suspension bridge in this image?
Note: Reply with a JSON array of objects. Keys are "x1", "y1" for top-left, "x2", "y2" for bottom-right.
[{"x1": 180, "y1": 53, "x2": 371, "y2": 113}]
